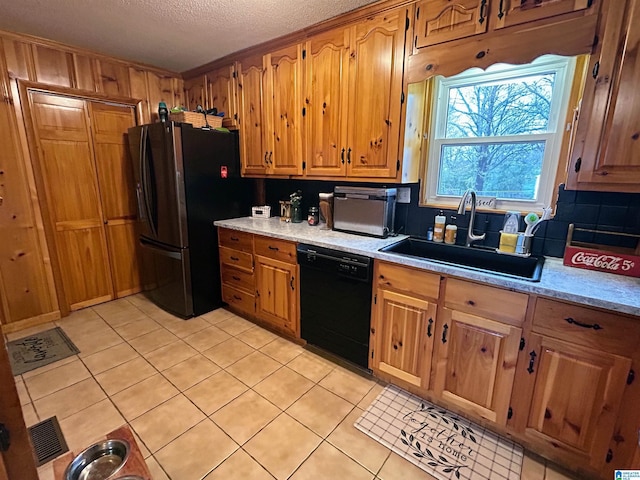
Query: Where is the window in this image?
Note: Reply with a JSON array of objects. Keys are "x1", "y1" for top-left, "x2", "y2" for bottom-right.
[{"x1": 423, "y1": 55, "x2": 577, "y2": 211}]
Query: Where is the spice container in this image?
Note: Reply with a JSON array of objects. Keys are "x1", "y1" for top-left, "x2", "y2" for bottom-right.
[{"x1": 308, "y1": 206, "x2": 319, "y2": 226}]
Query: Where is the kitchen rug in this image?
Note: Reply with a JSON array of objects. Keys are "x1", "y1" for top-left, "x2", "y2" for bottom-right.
[
  {"x1": 355, "y1": 385, "x2": 523, "y2": 480},
  {"x1": 7, "y1": 327, "x2": 79, "y2": 376}
]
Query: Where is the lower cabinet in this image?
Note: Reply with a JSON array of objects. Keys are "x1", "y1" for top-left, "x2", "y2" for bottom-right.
[
  {"x1": 370, "y1": 261, "x2": 441, "y2": 389},
  {"x1": 372, "y1": 288, "x2": 436, "y2": 388},
  {"x1": 255, "y1": 255, "x2": 298, "y2": 336},
  {"x1": 433, "y1": 307, "x2": 522, "y2": 425},
  {"x1": 218, "y1": 228, "x2": 299, "y2": 338},
  {"x1": 524, "y1": 333, "x2": 630, "y2": 467}
]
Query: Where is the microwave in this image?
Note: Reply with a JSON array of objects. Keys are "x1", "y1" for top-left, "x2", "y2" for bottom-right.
[{"x1": 333, "y1": 186, "x2": 397, "y2": 238}]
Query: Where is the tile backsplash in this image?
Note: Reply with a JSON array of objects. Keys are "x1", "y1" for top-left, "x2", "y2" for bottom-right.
[{"x1": 262, "y1": 180, "x2": 640, "y2": 258}]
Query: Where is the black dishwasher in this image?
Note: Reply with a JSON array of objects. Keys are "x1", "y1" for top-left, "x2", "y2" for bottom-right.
[{"x1": 297, "y1": 244, "x2": 373, "y2": 369}]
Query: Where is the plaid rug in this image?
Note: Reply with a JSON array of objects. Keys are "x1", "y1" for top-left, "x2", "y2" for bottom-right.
[
  {"x1": 355, "y1": 385, "x2": 523, "y2": 480},
  {"x1": 7, "y1": 327, "x2": 79, "y2": 375}
]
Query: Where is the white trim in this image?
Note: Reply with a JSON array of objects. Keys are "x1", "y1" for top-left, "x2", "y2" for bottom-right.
[{"x1": 423, "y1": 55, "x2": 577, "y2": 212}]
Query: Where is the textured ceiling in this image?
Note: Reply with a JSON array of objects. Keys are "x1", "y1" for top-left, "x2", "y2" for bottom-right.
[{"x1": 0, "y1": 0, "x2": 379, "y2": 72}]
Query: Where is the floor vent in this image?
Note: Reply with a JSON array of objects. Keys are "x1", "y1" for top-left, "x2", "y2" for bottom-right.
[{"x1": 29, "y1": 416, "x2": 69, "y2": 466}]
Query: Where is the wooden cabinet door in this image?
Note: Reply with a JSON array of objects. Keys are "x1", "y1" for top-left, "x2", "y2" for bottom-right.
[
  {"x1": 184, "y1": 75, "x2": 207, "y2": 111},
  {"x1": 414, "y1": 0, "x2": 488, "y2": 48},
  {"x1": 28, "y1": 92, "x2": 113, "y2": 310},
  {"x1": 568, "y1": 0, "x2": 640, "y2": 192},
  {"x1": 263, "y1": 45, "x2": 303, "y2": 175},
  {"x1": 0, "y1": 72, "x2": 57, "y2": 325},
  {"x1": 88, "y1": 102, "x2": 141, "y2": 298},
  {"x1": 525, "y1": 333, "x2": 630, "y2": 467},
  {"x1": 73, "y1": 53, "x2": 98, "y2": 92},
  {"x1": 238, "y1": 57, "x2": 268, "y2": 175},
  {"x1": 346, "y1": 10, "x2": 406, "y2": 178},
  {"x1": 255, "y1": 255, "x2": 298, "y2": 336},
  {"x1": 128, "y1": 66, "x2": 150, "y2": 124},
  {"x1": 95, "y1": 59, "x2": 131, "y2": 97},
  {"x1": 31, "y1": 44, "x2": 73, "y2": 87},
  {"x1": 304, "y1": 28, "x2": 350, "y2": 177},
  {"x1": 494, "y1": 0, "x2": 593, "y2": 30},
  {"x1": 147, "y1": 71, "x2": 182, "y2": 121},
  {"x1": 207, "y1": 63, "x2": 238, "y2": 128},
  {"x1": 433, "y1": 307, "x2": 521, "y2": 424},
  {"x1": 372, "y1": 288, "x2": 436, "y2": 388}
]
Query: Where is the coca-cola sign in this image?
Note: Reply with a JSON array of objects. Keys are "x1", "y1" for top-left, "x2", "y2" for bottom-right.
[{"x1": 564, "y1": 246, "x2": 640, "y2": 278}]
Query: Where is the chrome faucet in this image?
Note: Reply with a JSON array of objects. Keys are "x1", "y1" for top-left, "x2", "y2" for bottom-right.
[{"x1": 457, "y1": 189, "x2": 486, "y2": 247}]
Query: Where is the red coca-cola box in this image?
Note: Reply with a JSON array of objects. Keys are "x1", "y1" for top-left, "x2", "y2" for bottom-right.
[{"x1": 563, "y1": 225, "x2": 640, "y2": 278}]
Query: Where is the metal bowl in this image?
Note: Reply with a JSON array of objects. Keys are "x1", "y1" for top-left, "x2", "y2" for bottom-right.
[{"x1": 64, "y1": 439, "x2": 130, "y2": 480}]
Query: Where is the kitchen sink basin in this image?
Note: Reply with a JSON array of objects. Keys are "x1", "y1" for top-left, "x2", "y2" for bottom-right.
[{"x1": 379, "y1": 237, "x2": 545, "y2": 281}]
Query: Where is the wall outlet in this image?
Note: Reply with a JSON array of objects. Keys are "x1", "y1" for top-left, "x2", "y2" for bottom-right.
[{"x1": 397, "y1": 187, "x2": 411, "y2": 204}]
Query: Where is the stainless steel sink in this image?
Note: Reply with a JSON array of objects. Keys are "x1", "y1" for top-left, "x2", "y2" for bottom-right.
[{"x1": 379, "y1": 237, "x2": 545, "y2": 281}]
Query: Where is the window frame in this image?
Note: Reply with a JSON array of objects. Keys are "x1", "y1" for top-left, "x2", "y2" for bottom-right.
[{"x1": 422, "y1": 55, "x2": 577, "y2": 212}]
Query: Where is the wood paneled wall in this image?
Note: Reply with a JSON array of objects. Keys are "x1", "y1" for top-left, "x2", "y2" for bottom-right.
[{"x1": 0, "y1": 30, "x2": 183, "y2": 331}]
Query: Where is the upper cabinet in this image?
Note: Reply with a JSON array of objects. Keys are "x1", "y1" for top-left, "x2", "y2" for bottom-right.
[
  {"x1": 414, "y1": 0, "x2": 596, "y2": 48},
  {"x1": 304, "y1": 9, "x2": 408, "y2": 179},
  {"x1": 184, "y1": 74, "x2": 207, "y2": 111},
  {"x1": 304, "y1": 28, "x2": 350, "y2": 177},
  {"x1": 414, "y1": 0, "x2": 488, "y2": 48},
  {"x1": 237, "y1": 46, "x2": 304, "y2": 176},
  {"x1": 263, "y1": 44, "x2": 304, "y2": 176},
  {"x1": 237, "y1": 55, "x2": 268, "y2": 176},
  {"x1": 567, "y1": 0, "x2": 640, "y2": 192},
  {"x1": 206, "y1": 63, "x2": 238, "y2": 128},
  {"x1": 493, "y1": 0, "x2": 593, "y2": 29}
]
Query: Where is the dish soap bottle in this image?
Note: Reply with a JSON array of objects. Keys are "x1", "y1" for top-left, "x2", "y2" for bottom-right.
[{"x1": 433, "y1": 211, "x2": 446, "y2": 243}]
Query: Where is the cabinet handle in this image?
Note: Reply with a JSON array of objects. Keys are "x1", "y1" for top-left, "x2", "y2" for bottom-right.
[
  {"x1": 527, "y1": 350, "x2": 537, "y2": 374},
  {"x1": 230, "y1": 236, "x2": 239, "y2": 241},
  {"x1": 347, "y1": 148, "x2": 352, "y2": 164},
  {"x1": 233, "y1": 295, "x2": 242, "y2": 301},
  {"x1": 565, "y1": 317, "x2": 603, "y2": 330},
  {"x1": 230, "y1": 256, "x2": 239, "y2": 261},
  {"x1": 341, "y1": 148, "x2": 345, "y2": 164},
  {"x1": 264, "y1": 151, "x2": 269, "y2": 165},
  {"x1": 290, "y1": 276, "x2": 295, "y2": 290},
  {"x1": 269, "y1": 151, "x2": 273, "y2": 164},
  {"x1": 441, "y1": 323, "x2": 448, "y2": 344},
  {"x1": 232, "y1": 275, "x2": 241, "y2": 281},
  {"x1": 427, "y1": 318, "x2": 433, "y2": 338},
  {"x1": 268, "y1": 245, "x2": 279, "y2": 251},
  {"x1": 498, "y1": 0, "x2": 505, "y2": 19},
  {"x1": 478, "y1": 0, "x2": 487, "y2": 24}
]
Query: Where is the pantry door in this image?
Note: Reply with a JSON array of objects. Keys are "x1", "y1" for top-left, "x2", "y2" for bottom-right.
[
  {"x1": 28, "y1": 92, "x2": 114, "y2": 310},
  {"x1": 0, "y1": 341, "x2": 38, "y2": 480},
  {"x1": 88, "y1": 102, "x2": 141, "y2": 298}
]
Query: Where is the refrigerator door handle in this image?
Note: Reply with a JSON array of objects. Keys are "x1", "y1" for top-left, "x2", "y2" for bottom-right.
[
  {"x1": 140, "y1": 237, "x2": 181, "y2": 260},
  {"x1": 135, "y1": 182, "x2": 146, "y2": 220},
  {"x1": 140, "y1": 126, "x2": 158, "y2": 238}
]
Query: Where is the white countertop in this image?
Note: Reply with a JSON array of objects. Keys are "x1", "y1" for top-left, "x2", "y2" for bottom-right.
[{"x1": 215, "y1": 217, "x2": 640, "y2": 317}]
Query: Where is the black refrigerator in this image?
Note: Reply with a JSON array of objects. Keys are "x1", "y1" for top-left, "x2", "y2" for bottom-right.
[{"x1": 128, "y1": 122, "x2": 253, "y2": 318}]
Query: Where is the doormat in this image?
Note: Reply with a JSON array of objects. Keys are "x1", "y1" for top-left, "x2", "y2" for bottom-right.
[
  {"x1": 7, "y1": 327, "x2": 79, "y2": 376},
  {"x1": 355, "y1": 385, "x2": 523, "y2": 480}
]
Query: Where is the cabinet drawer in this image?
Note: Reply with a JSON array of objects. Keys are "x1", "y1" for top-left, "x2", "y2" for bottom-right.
[
  {"x1": 219, "y1": 228, "x2": 253, "y2": 252},
  {"x1": 219, "y1": 246, "x2": 253, "y2": 271},
  {"x1": 222, "y1": 284, "x2": 255, "y2": 313},
  {"x1": 221, "y1": 264, "x2": 255, "y2": 293},
  {"x1": 444, "y1": 278, "x2": 528, "y2": 325},
  {"x1": 376, "y1": 261, "x2": 440, "y2": 300},
  {"x1": 532, "y1": 298, "x2": 640, "y2": 356},
  {"x1": 254, "y1": 235, "x2": 297, "y2": 264}
]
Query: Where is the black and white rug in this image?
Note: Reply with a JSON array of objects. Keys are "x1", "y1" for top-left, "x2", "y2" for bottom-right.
[
  {"x1": 7, "y1": 327, "x2": 79, "y2": 376},
  {"x1": 355, "y1": 385, "x2": 523, "y2": 480}
]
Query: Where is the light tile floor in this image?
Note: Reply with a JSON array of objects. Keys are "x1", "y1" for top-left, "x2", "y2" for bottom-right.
[{"x1": 6, "y1": 294, "x2": 578, "y2": 480}]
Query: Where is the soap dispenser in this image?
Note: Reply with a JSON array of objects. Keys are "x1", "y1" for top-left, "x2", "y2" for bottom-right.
[{"x1": 433, "y1": 211, "x2": 446, "y2": 242}]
